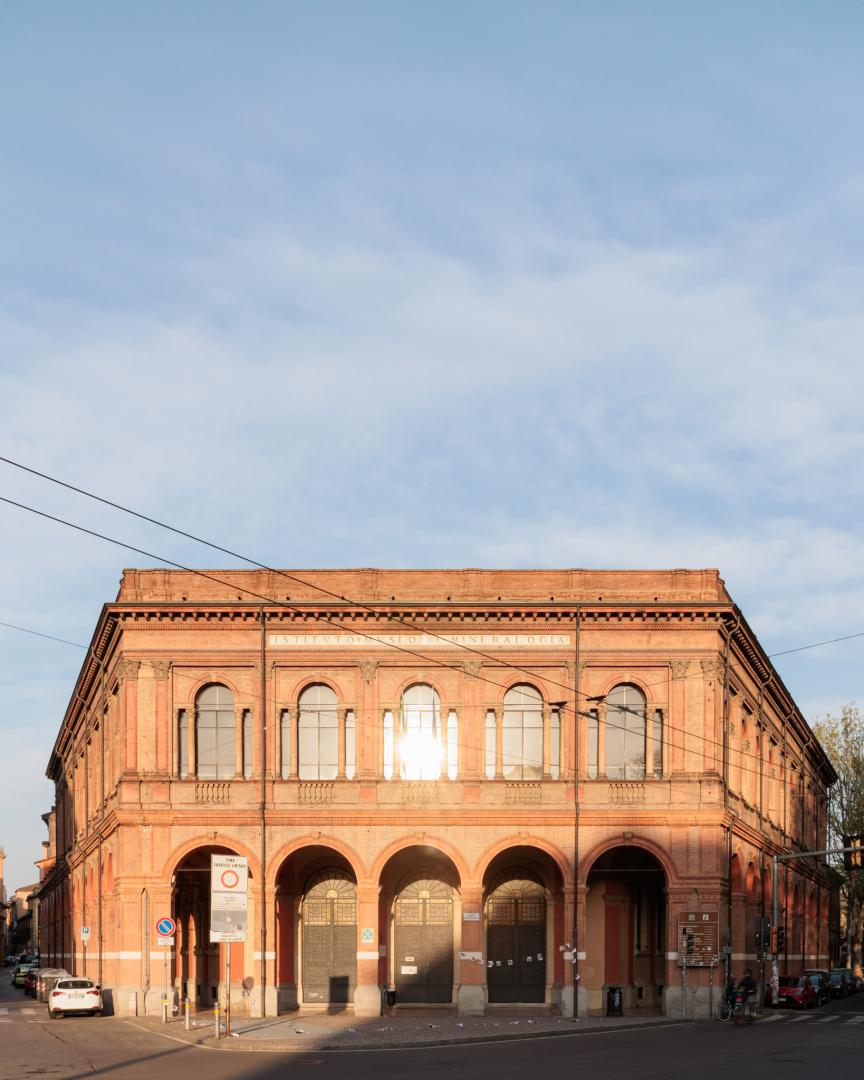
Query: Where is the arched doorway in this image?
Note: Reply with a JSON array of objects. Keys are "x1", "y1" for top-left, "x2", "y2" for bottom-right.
[
  {"x1": 584, "y1": 846, "x2": 667, "y2": 1013},
  {"x1": 273, "y1": 845, "x2": 359, "y2": 1012},
  {"x1": 301, "y1": 869, "x2": 357, "y2": 1006},
  {"x1": 394, "y1": 871, "x2": 454, "y2": 1003},
  {"x1": 172, "y1": 844, "x2": 253, "y2": 1010},
  {"x1": 380, "y1": 846, "x2": 460, "y2": 1005},
  {"x1": 486, "y1": 875, "x2": 546, "y2": 1003}
]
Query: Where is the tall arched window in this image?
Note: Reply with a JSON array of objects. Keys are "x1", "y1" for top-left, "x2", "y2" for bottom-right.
[
  {"x1": 503, "y1": 684, "x2": 543, "y2": 780},
  {"x1": 604, "y1": 683, "x2": 648, "y2": 780},
  {"x1": 196, "y1": 684, "x2": 236, "y2": 780},
  {"x1": 399, "y1": 684, "x2": 441, "y2": 780},
  {"x1": 298, "y1": 684, "x2": 339, "y2": 780}
]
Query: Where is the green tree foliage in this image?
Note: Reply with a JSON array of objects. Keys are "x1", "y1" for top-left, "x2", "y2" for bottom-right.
[{"x1": 813, "y1": 705, "x2": 864, "y2": 976}]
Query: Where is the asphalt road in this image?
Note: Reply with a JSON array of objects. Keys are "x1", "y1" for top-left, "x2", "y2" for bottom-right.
[{"x1": 2, "y1": 976, "x2": 863, "y2": 1080}]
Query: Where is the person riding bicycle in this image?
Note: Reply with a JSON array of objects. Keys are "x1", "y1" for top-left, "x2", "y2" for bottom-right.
[{"x1": 736, "y1": 969, "x2": 758, "y2": 1018}]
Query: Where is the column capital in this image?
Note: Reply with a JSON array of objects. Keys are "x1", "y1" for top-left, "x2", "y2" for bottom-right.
[
  {"x1": 152, "y1": 660, "x2": 171, "y2": 680},
  {"x1": 117, "y1": 659, "x2": 140, "y2": 681}
]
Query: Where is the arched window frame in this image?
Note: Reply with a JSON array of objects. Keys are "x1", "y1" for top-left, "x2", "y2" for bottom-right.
[
  {"x1": 397, "y1": 683, "x2": 444, "y2": 780},
  {"x1": 502, "y1": 683, "x2": 544, "y2": 781},
  {"x1": 194, "y1": 683, "x2": 236, "y2": 780},
  {"x1": 601, "y1": 683, "x2": 662, "y2": 781},
  {"x1": 298, "y1": 684, "x2": 339, "y2": 781}
]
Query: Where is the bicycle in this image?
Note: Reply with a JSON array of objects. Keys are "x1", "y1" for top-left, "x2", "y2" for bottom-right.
[
  {"x1": 733, "y1": 993, "x2": 758, "y2": 1025},
  {"x1": 714, "y1": 1000, "x2": 733, "y2": 1022}
]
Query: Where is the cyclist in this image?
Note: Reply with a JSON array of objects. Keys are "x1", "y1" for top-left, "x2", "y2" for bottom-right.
[{"x1": 736, "y1": 969, "x2": 758, "y2": 1022}]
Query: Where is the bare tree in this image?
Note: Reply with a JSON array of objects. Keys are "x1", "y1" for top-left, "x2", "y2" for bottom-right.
[{"x1": 813, "y1": 705, "x2": 864, "y2": 975}]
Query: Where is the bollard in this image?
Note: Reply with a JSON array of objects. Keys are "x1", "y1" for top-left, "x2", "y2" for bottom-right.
[
  {"x1": 161, "y1": 993, "x2": 168, "y2": 1025},
  {"x1": 184, "y1": 997, "x2": 191, "y2": 1030},
  {"x1": 213, "y1": 1001, "x2": 221, "y2": 1040}
]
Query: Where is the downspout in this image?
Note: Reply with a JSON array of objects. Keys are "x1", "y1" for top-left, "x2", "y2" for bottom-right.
[
  {"x1": 572, "y1": 605, "x2": 581, "y2": 1017},
  {"x1": 260, "y1": 607, "x2": 267, "y2": 1015},
  {"x1": 722, "y1": 612, "x2": 738, "y2": 982}
]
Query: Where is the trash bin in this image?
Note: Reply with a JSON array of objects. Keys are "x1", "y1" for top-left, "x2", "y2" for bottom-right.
[
  {"x1": 385, "y1": 987, "x2": 397, "y2": 1009},
  {"x1": 606, "y1": 985, "x2": 623, "y2": 1016}
]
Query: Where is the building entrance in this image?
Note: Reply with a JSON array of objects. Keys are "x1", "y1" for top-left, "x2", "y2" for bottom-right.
[
  {"x1": 486, "y1": 875, "x2": 547, "y2": 1003},
  {"x1": 394, "y1": 873, "x2": 454, "y2": 1003},
  {"x1": 301, "y1": 870, "x2": 357, "y2": 1005}
]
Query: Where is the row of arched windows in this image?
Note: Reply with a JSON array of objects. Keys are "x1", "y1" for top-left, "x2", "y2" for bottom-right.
[{"x1": 177, "y1": 681, "x2": 664, "y2": 782}]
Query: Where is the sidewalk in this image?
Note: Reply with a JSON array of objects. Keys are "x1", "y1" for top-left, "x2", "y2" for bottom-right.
[{"x1": 128, "y1": 1007, "x2": 685, "y2": 1052}]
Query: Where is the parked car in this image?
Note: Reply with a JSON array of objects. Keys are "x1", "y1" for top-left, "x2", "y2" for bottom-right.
[
  {"x1": 777, "y1": 974, "x2": 818, "y2": 1009},
  {"x1": 12, "y1": 962, "x2": 38, "y2": 988},
  {"x1": 802, "y1": 970, "x2": 831, "y2": 1006},
  {"x1": 36, "y1": 969, "x2": 71, "y2": 1003},
  {"x1": 48, "y1": 978, "x2": 103, "y2": 1019},
  {"x1": 23, "y1": 968, "x2": 41, "y2": 995},
  {"x1": 829, "y1": 969, "x2": 853, "y2": 998}
]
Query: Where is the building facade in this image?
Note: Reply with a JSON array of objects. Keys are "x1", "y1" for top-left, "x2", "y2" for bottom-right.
[{"x1": 34, "y1": 568, "x2": 836, "y2": 1018}]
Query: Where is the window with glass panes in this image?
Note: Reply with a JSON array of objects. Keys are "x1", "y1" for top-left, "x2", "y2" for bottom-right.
[
  {"x1": 195, "y1": 684, "x2": 236, "y2": 780},
  {"x1": 298, "y1": 684, "x2": 339, "y2": 780},
  {"x1": 502, "y1": 684, "x2": 543, "y2": 780}
]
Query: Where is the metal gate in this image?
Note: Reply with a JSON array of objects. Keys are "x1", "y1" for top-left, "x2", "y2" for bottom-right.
[
  {"x1": 301, "y1": 870, "x2": 357, "y2": 1005},
  {"x1": 486, "y1": 876, "x2": 547, "y2": 1003},
  {"x1": 394, "y1": 874, "x2": 454, "y2": 1003}
]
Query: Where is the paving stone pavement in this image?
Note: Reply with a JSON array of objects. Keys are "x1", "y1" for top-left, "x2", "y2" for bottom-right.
[{"x1": 129, "y1": 1008, "x2": 683, "y2": 1051}]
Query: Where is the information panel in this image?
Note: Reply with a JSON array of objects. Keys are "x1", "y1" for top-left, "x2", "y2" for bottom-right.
[
  {"x1": 210, "y1": 854, "x2": 248, "y2": 943},
  {"x1": 677, "y1": 910, "x2": 719, "y2": 967}
]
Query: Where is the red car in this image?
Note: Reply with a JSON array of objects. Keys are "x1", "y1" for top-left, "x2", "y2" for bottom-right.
[{"x1": 777, "y1": 974, "x2": 818, "y2": 1008}]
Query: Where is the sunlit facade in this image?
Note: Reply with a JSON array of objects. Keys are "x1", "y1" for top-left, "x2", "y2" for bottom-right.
[{"x1": 33, "y1": 567, "x2": 836, "y2": 1019}]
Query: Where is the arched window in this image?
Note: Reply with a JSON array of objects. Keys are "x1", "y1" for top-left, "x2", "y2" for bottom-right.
[
  {"x1": 196, "y1": 684, "x2": 235, "y2": 780},
  {"x1": 399, "y1": 684, "x2": 441, "y2": 780},
  {"x1": 298, "y1": 684, "x2": 339, "y2": 780},
  {"x1": 604, "y1": 684, "x2": 647, "y2": 780},
  {"x1": 503, "y1": 684, "x2": 543, "y2": 781}
]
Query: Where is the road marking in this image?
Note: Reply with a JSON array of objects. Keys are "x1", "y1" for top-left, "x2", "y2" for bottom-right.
[
  {"x1": 0, "y1": 1019, "x2": 9, "y2": 1024},
  {"x1": 758, "y1": 1014, "x2": 784, "y2": 1023},
  {"x1": 788, "y1": 1013, "x2": 815, "y2": 1022},
  {"x1": 815, "y1": 1015, "x2": 838, "y2": 1023},
  {"x1": 845, "y1": 1015, "x2": 864, "y2": 1024},
  {"x1": 21, "y1": 1008, "x2": 36, "y2": 1015}
]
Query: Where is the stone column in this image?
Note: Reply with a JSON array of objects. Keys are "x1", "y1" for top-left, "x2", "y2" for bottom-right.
[
  {"x1": 186, "y1": 708, "x2": 196, "y2": 778},
  {"x1": 354, "y1": 884, "x2": 382, "y2": 1016},
  {"x1": 337, "y1": 708, "x2": 347, "y2": 779},
  {"x1": 457, "y1": 885, "x2": 485, "y2": 1015},
  {"x1": 118, "y1": 660, "x2": 140, "y2": 774},
  {"x1": 542, "y1": 706, "x2": 552, "y2": 779},
  {"x1": 358, "y1": 663, "x2": 378, "y2": 780},
  {"x1": 234, "y1": 706, "x2": 244, "y2": 777},
  {"x1": 153, "y1": 661, "x2": 171, "y2": 774}
]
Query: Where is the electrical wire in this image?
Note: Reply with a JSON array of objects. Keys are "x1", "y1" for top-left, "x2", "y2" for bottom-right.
[{"x1": 0, "y1": 608, "x2": 826, "y2": 790}]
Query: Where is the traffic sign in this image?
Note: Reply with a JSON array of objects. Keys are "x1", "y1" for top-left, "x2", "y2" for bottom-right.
[
  {"x1": 210, "y1": 855, "x2": 248, "y2": 943},
  {"x1": 156, "y1": 917, "x2": 176, "y2": 938}
]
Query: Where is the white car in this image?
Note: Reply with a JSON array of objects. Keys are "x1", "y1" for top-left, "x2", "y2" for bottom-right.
[{"x1": 48, "y1": 977, "x2": 103, "y2": 1018}]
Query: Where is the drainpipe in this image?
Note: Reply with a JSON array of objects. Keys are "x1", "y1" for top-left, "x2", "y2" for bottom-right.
[
  {"x1": 572, "y1": 606, "x2": 581, "y2": 1017},
  {"x1": 259, "y1": 607, "x2": 267, "y2": 1016}
]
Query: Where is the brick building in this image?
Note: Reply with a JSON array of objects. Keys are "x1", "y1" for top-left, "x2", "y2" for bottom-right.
[{"x1": 33, "y1": 567, "x2": 836, "y2": 1018}]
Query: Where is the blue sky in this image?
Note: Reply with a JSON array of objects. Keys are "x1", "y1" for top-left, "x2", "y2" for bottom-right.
[{"x1": 2, "y1": 1, "x2": 864, "y2": 887}]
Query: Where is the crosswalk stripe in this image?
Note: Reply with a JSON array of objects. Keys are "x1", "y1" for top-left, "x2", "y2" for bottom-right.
[
  {"x1": 759, "y1": 1014, "x2": 785, "y2": 1023},
  {"x1": 815, "y1": 1015, "x2": 839, "y2": 1023},
  {"x1": 788, "y1": 1013, "x2": 815, "y2": 1022},
  {"x1": 0, "y1": 1019, "x2": 9, "y2": 1024},
  {"x1": 21, "y1": 1008, "x2": 36, "y2": 1015},
  {"x1": 845, "y1": 1015, "x2": 864, "y2": 1024}
]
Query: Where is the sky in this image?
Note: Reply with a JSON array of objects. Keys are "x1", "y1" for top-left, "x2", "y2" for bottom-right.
[{"x1": 1, "y1": 0, "x2": 864, "y2": 888}]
